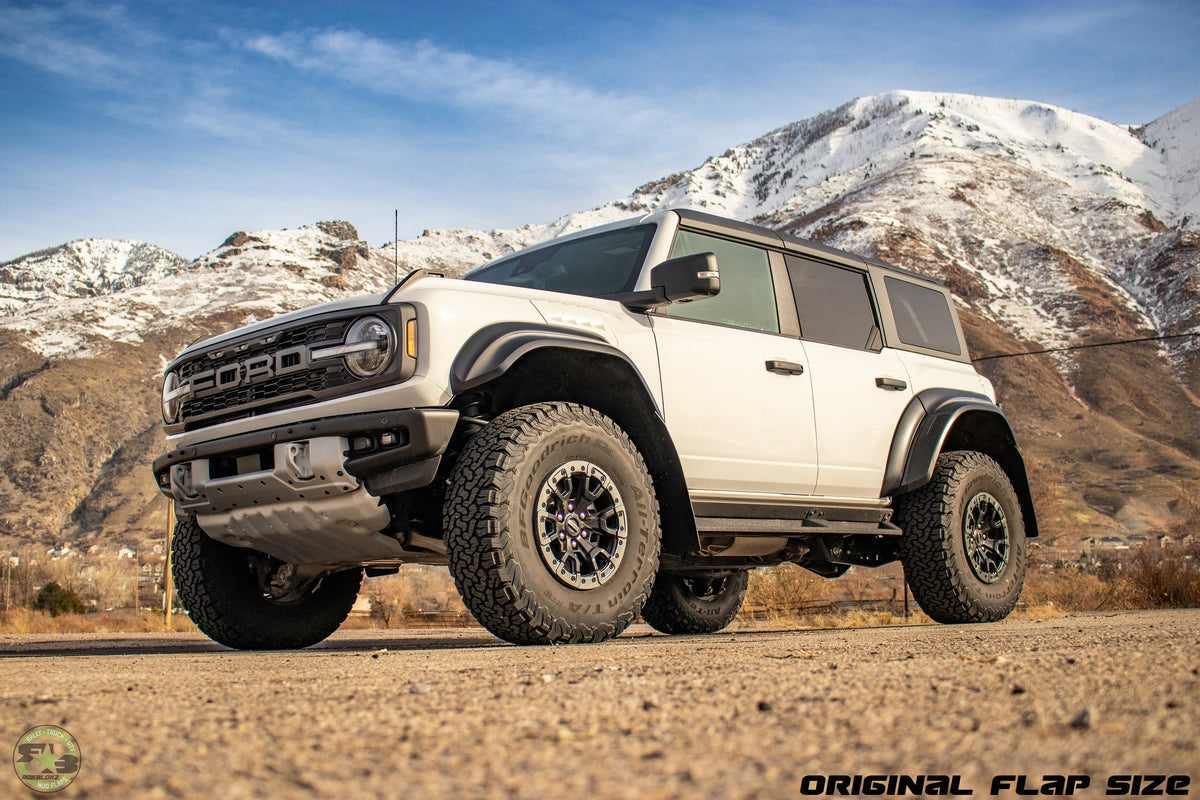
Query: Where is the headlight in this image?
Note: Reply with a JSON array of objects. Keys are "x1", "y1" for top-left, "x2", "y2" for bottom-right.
[
  {"x1": 343, "y1": 316, "x2": 394, "y2": 377},
  {"x1": 162, "y1": 371, "x2": 182, "y2": 423}
]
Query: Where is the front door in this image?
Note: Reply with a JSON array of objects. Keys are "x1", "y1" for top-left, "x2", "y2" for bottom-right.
[{"x1": 652, "y1": 231, "x2": 818, "y2": 497}]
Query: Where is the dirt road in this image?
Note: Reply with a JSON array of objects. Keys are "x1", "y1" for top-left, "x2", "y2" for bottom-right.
[{"x1": 2, "y1": 610, "x2": 1197, "y2": 799}]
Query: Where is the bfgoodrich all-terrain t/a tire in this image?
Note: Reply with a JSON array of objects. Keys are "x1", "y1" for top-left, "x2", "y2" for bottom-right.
[
  {"x1": 895, "y1": 451, "x2": 1026, "y2": 624},
  {"x1": 172, "y1": 517, "x2": 362, "y2": 650},
  {"x1": 444, "y1": 402, "x2": 661, "y2": 645},
  {"x1": 641, "y1": 571, "x2": 749, "y2": 635}
]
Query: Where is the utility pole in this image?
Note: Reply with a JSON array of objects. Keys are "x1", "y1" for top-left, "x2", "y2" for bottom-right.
[
  {"x1": 163, "y1": 501, "x2": 174, "y2": 631},
  {"x1": 3, "y1": 553, "x2": 10, "y2": 612},
  {"x1": 133, "y1": 546, "x2": 139, "y2": 617}
]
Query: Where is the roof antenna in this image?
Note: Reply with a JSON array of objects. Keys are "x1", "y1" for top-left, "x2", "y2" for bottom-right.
[{"x1": 393, "y1": 209, "x2": 399, "y2": 288}]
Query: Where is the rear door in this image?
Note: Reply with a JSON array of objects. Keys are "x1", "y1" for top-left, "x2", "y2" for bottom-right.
[{"x1": 783, "y1": 255, "x2": 914, "y2": 498}]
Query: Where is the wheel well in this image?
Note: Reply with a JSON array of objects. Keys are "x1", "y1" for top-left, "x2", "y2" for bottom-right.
[
  {"x1": 451, "y1": 347, "x2": 699, "y2": 555},
  {"x1": 942, "y1": 410, "x2": 1039, "y2": 538}
]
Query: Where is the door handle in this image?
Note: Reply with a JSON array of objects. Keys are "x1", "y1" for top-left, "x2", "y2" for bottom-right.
[
  {"x1": 766, "y1": 360, "x2": 805, "y2": 376},
  {"x1": 875, "y1": 376, "x2": 907, "y2": 391}
]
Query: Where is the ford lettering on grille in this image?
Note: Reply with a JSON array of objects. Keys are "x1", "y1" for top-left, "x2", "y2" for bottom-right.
[{"x1": 185, "y1": 345, "x2": 312, "y2": 397}]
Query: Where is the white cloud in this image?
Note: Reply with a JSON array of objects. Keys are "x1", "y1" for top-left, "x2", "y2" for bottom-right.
[
  {"x1": 0, "y1": 2, "x2": 122, "y2": 81},
  {"x1": 242, "y1": 29, "x2": 662, "y2": 139},
  {"x1": 1009, "y1": 4, "x2": 1139, "y2": 39}
]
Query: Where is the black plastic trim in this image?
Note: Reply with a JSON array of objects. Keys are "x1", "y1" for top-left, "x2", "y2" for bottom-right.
[
  {"x1": 153, "y1": 408, "x2": 460, "y2": 482},
  {"x1": 672, "y1": 208, "x2": 941, "y2": 285},
  {"x1": 674, "y1": 209, "x2": 783, "y2": 248},
  {"x1": 692, "y1": 498, "x2": 893, "y2": 525},
  {"x1": 383, "y1": 269, "x2": 447, "y2": 302},
  {"x1": 882, "y1": 388, "x2": 996, "y2": 495},
  {"x1": 881, "y1": 388, "x2": 1039, "y2": 537},
  {"x1": 450, "y1": 322, "x2": 645, "y2": 394},
  {"x1": 695, "y1": 517, "x2": 901, "y2": 536},
  {"x1": 363, "y1": 456, "x2": 443, "y2": 496}
]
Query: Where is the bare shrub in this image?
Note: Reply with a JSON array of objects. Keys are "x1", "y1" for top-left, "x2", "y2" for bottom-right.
[
  {"x1": 366, "y1": 566, "x2": 464, "y2": 628},
  {"x1": 745, "y1": 564, "x2": 831, "y2": 619},
  {"x1": 1023, "y1": 565, "x2": 1133, "y2": 611},
  {"x1": 1125, "y1": 545, "x2": 1200, "y2": 608}
]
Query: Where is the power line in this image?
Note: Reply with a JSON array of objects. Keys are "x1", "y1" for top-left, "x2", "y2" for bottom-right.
[{"x1": 972, "y1": 332, "x2": 1200, "y2": 362}]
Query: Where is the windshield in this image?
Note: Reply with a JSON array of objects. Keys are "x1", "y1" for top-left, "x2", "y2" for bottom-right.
[{"x1": 464, "y1": 224, "x2": 655, "y2": 298}]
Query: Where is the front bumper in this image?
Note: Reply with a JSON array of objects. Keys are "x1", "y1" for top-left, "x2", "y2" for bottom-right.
[
  {"x1": 154, "y1": 408, "x2": 459, "y2": 491},
  {"x1": 153, "y1": 408, "x2": 459, "y2": 565}
]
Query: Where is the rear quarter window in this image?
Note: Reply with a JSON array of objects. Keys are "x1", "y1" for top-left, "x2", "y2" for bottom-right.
[
  {"x1": 884, "y1": 277, "x2": 961, "y2": 356},
  {"x1": 785, "y1": 255, "x2": 877, "y2": 350}
]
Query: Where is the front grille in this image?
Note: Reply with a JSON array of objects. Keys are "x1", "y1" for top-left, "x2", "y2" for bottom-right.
[
  {"x1": 176, "y1": 317, "x2": 355, "y2": 429},
  {"x1": 167, "y1": 305, "x2": 415, "y2": 433},
  {"x1": 181, "y1": 363, "x2": 356, "y2": 422}
]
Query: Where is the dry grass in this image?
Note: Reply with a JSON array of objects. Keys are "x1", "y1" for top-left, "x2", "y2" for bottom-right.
[
  {"x1": 4, "y1": 546, "x2": 1193, "y2": 637},
  {"x1": 1010, "y1": 601, "x2": 1066, "y2": 619},
  {"x1": 745, "y1": 563, "x2": 831, "y2": 614},
  {"x1": 0, "y1": 609, "x2": 197, "y2": 635},
  {"x1": 1023, "y1": 566, "x2": 1133, "y2": 612},
  {"x1": 737, "y1": 607, "x2": 933, "y2": 631},
  {"x1": 1023, "y1": 542, "x2": 1199, "y2": 612}
]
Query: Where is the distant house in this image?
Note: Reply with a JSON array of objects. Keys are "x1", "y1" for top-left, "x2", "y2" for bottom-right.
[{"x1": 1082, "y1": 536, "x2": 1130, "y2": 553}]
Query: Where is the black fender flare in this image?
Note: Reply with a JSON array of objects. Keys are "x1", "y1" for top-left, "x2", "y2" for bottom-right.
[
  {"x1": 882, "y1": 388, "x2": 1038, "y2": 537},
  {"x1": 450, "y1": 322, "x2": 656, "y2": 399}
]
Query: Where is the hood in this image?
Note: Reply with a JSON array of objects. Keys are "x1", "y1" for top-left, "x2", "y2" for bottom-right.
[{"x1": 172, "y1": 292, "x2": 387, "y2": 363}]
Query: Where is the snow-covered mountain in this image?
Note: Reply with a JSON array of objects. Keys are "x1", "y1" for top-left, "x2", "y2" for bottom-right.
[
  {"x1": 1136, "y1": 96, "x2": 1200, "y2": 226},
  {"x1": 1, "y1": 90, "x2": 1197, "y2": 550},
  {"x1": 0, "y1": 239, "x2": 192, "y2": 314},
  {"x1": 0, "y1": 221, "x2": 405, "y2": 356}
]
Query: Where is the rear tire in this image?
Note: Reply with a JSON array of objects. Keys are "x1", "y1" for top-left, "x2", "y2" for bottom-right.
[
  {"x1": 641, "y1": 571, "x2": 748, "y2": 635},
  {"x1": 895, "y1": 451, "x2": 1026, "y2": 623},
  {"x1": 443, "y1": 402, "x2": 660, "y2": 644},
  {"x1": 172, "y1": 517, "x2": 362, "y2": 650}
]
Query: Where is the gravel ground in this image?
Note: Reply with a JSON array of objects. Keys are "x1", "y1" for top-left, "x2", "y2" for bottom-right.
[{"x1": 1, "y1": 610, "x2": 1197, "y2": 799}]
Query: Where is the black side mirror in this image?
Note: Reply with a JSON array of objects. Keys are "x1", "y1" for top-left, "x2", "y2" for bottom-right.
[{"x1": 618, "y1": 252, "x2": 720, "y2": 310}]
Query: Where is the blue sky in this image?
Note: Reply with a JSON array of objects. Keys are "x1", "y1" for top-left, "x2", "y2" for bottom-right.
[{"x1": 2, "y1": 0, "x2": 1198, "y2": 261}]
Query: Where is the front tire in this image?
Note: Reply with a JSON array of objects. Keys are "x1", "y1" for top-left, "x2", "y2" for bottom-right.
[
  {"x1": 444, "y1": 402, "x2": 661, "y2": 644},
  {"x1": 642, "y1": 571, "x2": 749, "y2": 635},
  {"x1": 172, "y1": 517, "x2": 362, "y2": 650},
  {"x1": 895, "y1": 451, "x2": 1026, "y2": 623}
]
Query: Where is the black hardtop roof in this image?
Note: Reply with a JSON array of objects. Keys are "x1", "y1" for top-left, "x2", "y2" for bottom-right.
[{"x1": 672, "y1": 208, "x2": 942, "y2": 287}]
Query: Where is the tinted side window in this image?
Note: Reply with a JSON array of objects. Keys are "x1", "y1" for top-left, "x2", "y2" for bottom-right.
[
  {"x1": 884, "y1": 277, "x2": 962, "y2": 355},
  {"x1": 663, "y1": 231, "x2": 778, "y2": 334},
  {"x1": 785, "y1": 255, "x2": 877, "y2": 350}
]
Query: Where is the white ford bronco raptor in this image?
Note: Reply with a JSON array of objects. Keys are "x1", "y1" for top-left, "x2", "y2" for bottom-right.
[{"x1": 154, "y1": 209, "x2": 1037, "y2": 649}]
